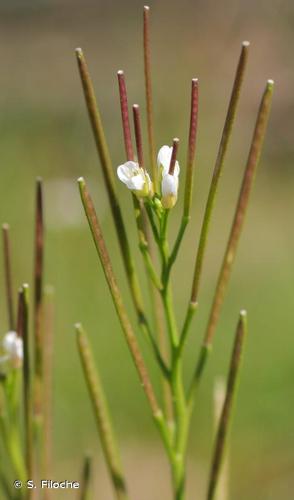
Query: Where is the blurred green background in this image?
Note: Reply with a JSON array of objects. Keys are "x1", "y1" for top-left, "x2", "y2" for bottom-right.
[{"x1": 0, "y1": 0, "x2": 293, "y2": 498}]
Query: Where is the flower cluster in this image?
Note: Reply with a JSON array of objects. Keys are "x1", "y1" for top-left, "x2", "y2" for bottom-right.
[{"x1": 117, "y1": 144, "x2": 180, "y2": 209}]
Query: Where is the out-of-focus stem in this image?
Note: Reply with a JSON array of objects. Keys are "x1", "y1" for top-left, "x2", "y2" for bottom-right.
[
  {"x1": 143, "y1": 5, "x2": 157, "y2": 189},
  {"x1": 207, "y1": 311, "x2": 247, "y2": 500},
  {"x1": 43, "y1": 286, "x2": 54, "y2": 500},
  {"x1": 190, "y1": 42, "x2": 250, "y2": 304},
  {"x1": 0, "y1": 470, "x2": 12, "y2": 499},
  {"x1": 32, "y1": 178, "x2": 45, "y2": 499},
  {"x1": 16, "y1": 288, "x2": 24, "y2": 337},
  {"x1": 76, "y1": 48, "x2": 145, "y2": 330},
  {"x1": 2, "y1": 223, "x2": 15, "y2": 330},
  {"x1": 21, "y1": 284, "x2": 34, "y2": 486},
  {"x1": 0, "y1": 381, "x2": 26, "y2": 484},
  {"x1": 204, "y1": 80, "x2": 274, "y2": 348},
  {"x1": 33, "y1": 178, "x2": 44, "y2": 381},
  {"x1": 76, "y1": 324, "x2": 128, "y2": 500},
  {"x1": 33, "y1": 179, "x2": 44, "y2": 438},
  {"x1": 79, "y1": 454, "x2": 92, "y2": 500}
]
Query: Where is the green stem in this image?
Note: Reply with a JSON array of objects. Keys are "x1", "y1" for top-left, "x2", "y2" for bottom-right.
[
  {"x1": 33, "y1": 178, "x2": 44, "y2": 384},
  {"x1": 190, "y1": 42, "x2": 249, "y2": 304},
  {"x1": 76, "y1": 324, "x2": 129, "y2": 500},
  {"x1": 153, "y1": 411, "x2": 175, "y2": 464},
  {"x1": 79, "y1": 455, "x2": 92, "y2": 500},
  {"x1": 133, "y1": 197, "x2": 162, "y2": 290},
  {"x1": 21, "y1": 284, "x2": 34, "y2": 485},
  {"x1": 2, "y1": 223, "x2": 15, "y2": 330},
  {"x1": 178, "y1": 301, "x2": 198, "y2": 355},
  {"x1": 162, "y1": 287, "x2": 178, "y2": 349},
  {"x1": 166, "y1": 215, "x2": 190, "y2": 281},
  {"x1": 203, "y1": 80, "x2": 274, "y2": 348},
  {"x1": 78, "y1": 178, "x2": 162, "y2": 417},
  {"x1": 0, "y1": 380, "x2": 26, "y2": 484},
  {"x1": 75, "y1": 48, "x2": 146, "y2": 341},
  {"x1": 2, "y1": 419, "x2": 27, "y2": 484},
  {"x1": 139, "y1": 242, "x2": 162, "y2": 290},
  {"x1": 33, "y1": 178, "x2": 45, "y2": 494},
  {"x1": 188, "y1": 344, "x2": 212, "y2": 406},
  {"x1": 42, "y1": 285, "x2": 54, "y2": 500},
  {"x1": 144, "y1": 202, "x2": 160, "y2": 245},
  {"x1": 169, "y1": 353, "x2": 188, "y2": 500},
  {"x1": 207, "y1": 311, "x2": 247, "y2": 500},
  {"x1": 160, "y1": 209, "x2": 169, "y2": 241},
  {"x1": 142, "y1": 208, "x2": 174, "y2": 425},
  {"x1": 158, "y1": 220, "x2": 188, "y2": 500},
  {"x1": 166, "y1": 78, "x2": 199, "y2": 292}
]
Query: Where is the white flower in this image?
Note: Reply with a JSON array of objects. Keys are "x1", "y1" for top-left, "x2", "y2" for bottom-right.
[
  {"x1": 1, "y1": 331, "x2": 23, "y2": 368},
  {"x1": 157, "y1": 145, "x2": 180, "y2": 176},
  {"x1": 117, "y1": 161, "x2": 153, "y2": 198},
  {"x1": 157, "y1": 145, "x2": 180, "y2": 209}
]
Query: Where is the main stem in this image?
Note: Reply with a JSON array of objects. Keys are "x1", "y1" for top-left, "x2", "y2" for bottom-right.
[{"x1": 160, "y1": 215, "x2": 188, "y2": 500}]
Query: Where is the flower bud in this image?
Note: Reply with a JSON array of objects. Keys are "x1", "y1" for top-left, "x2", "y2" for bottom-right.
[
  {"x1": 161, "y1": 173, "x2": 179, "y2": 208},
  {"x1": 157, "y1": 145, "x2": 180, "y2": 209}
]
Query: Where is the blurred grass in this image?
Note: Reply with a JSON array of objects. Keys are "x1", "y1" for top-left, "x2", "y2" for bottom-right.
[{"x1": 0, "y1": 0, "x2": 293, "y2": 498}]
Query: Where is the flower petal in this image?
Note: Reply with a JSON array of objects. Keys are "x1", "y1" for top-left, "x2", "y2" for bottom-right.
[
  {"x1": 2, "y1": 331, "x2": 18, "y2": 353},
  {"x1": 14, "y1": 338, "x2": 23, "y2": 360},
  {"x1": 157, "y1": 145, "x2": 172, "y2": 172},
  {"x1": 127, "y1": 173, "x2": 145, "y2": 191},
  {"x1": 173, "y1": 161, "x2": 180, "y2": 177},
  {"x1": 117, "y1": 161, "x2": 139, "y2": 183},
  {"x1": 161, "y1": 173, "x2": 178, "y2": 197},
  {"x1": 2, "y1": 330, "x2": 23, "y2": 361},
  {"x1": 145, "y1": 173, "x2": 152, "y2": 192}
]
